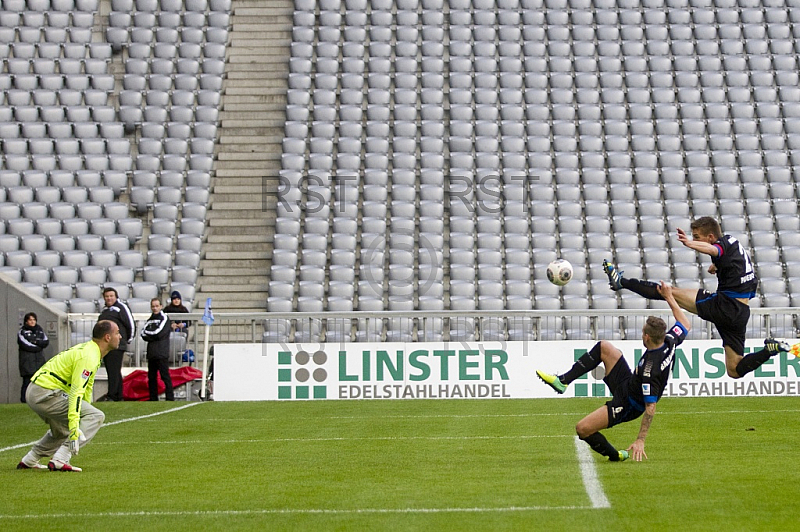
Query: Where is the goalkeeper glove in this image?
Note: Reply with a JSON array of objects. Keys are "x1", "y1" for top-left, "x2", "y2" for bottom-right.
[{"x1": 68, "y1": 429, "x2": 83, "y2": 455}]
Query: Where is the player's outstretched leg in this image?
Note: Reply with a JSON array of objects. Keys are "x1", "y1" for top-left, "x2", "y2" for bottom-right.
[
  {"x1": 602, "y1": 259, "x2": 624, "y2": 291},
  {"x1": 537, "y1": 342, "x2": 606, "y2": 395},
  {"x1": 602, "y1": 259, "x2": 665, "y2": 300},
  {"x1": 536, "y1": 370, "x2": 567, "y2": 394},
  {"x1": 581, "y1": 432, "x2": 628, "y2": 462},
  {"x1": 764, "y1": 338, "x2": 791, "y2": 354},
  {"x1": 735, "y1": 338, "x2": 791, "y2": 378}
]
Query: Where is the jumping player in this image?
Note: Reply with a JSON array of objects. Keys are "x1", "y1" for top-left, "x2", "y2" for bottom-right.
[
  {"x1": 603, "y1": 217, "x2": 791, "y2": 379},
  {"x1": 537, "y1": 282, "x2": 689, "y2": 462}
]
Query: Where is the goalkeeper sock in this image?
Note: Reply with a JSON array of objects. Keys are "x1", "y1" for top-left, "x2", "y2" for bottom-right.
[
  {"x1": 621, "y1": 278, "x2": 664, "y2": 300},
  {"x1": 53, "y1": 444, "x2": 71, "y2": 463},
  {"x1": 560, "y1": 342, "x2": 603, "y2": 385},
  {"x1": 582, "y1": 432, "x2": 620, "y2": 460},
  {"x1": 735, "y1": 348, "x2": 773, "y2": 378}
]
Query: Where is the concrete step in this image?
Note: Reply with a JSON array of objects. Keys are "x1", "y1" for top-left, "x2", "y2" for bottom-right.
[
  {"x1": 206, "y1": 236, "x2": 270, "y2": 246},
  {"x1": 214, "y1": 144, "x2": 283, "y2": 155},
  {"x1": 199, "y1": 283, "x2": 270, "y2": 292},
  {"x1": 207, "y1": 213, "x2": 272, "y2": 223},
  {"x1": 208, "y1": 225, "x2": 272, "y2": 236},
  {"x1": 205, "y1": 249, "x2": 271, "y2": 260},
  {"x1": 218, "y1": 132, "x2": 284, "y2": 139},
  {"x1": 192, "y1": 291, "x2": 268, "y2": 303},
  {"x1": 212, "y1": 185, "x2": 267, "y2": 194},
  {"x1": 202, "y1": 266, "x2": 273, "y2": 277},
  {"x1": 204, "y1": 240, "x2": 270, "y2": 250},
  {"x1": 214, "y1": 169, "x2": 281, "y2": 180},
  {"x1": 223, "y1": 93, "x2": 287, "y2": 104},
  {"x1": 201, "y1": 273, "x2": 273, "y2": 285},
  {"x1": 207, "y1": 202, "x2": 271, "y2": 211}
]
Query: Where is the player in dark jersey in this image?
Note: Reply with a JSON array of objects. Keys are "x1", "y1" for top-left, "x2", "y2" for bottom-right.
[
  {"x1": 602, "y1": 216, "x2": 790, "y2": 379},
  {"x1": 537, "y1": 282, "x2": 689, "y2": 462}
]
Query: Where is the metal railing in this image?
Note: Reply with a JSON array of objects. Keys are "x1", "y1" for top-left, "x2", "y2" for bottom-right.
[{"x1": 68, "y1": 308, "x2": 800, "y2": 367}]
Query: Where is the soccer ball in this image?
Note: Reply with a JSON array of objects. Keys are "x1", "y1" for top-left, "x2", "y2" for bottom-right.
[{"x1": 547, "y1": 259, "x2": 573, "y2": 286}]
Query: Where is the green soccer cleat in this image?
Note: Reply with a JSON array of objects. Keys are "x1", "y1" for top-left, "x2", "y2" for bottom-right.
[
  {"x1": 536, "y1": 370, "x2": 567, "y2": 394},
  {"x1": 617, "y1": 450, "x2": 629, "y2": 462},
  {"x1": 602, "y1": 259, "x2": 624, "y2": 291},
  {"x1": 764, "y1": 338, "x2": 791, "y2": 355}
]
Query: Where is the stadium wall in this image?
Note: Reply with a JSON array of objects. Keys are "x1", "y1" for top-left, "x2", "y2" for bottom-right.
[
  {"x1": 0, "y1": 272, "x2": 69, "y2": 404},
  {"x1": 214, "y1": 340, "x2": 800, "y2": 401}
]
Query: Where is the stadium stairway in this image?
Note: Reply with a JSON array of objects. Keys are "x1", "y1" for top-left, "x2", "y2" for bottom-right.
[{"x1": 195, "y1": 0, "x2": 291, "y2": 313}]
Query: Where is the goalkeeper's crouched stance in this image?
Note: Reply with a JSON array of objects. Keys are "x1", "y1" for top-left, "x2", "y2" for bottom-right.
[
  {"x1": 537, "y1": 282, "x2": 690, "y2": 462},
  {"x1": 17, "y1": 321, "x2": 122, "y2": 472}
]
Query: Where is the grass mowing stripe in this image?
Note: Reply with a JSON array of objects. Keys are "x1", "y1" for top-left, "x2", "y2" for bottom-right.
[
  {"x1": 92, "y1": 434, "x2": 572, "y2": 445},
  {"x1": 574, "y1": 436, "x2": 611, "y2": 509},
  {"x1": 0, "y1": 505, "x2": 597, "y2": 520},
  {"x1": 0, "y1": 402, "x2": 203, "y2": 454}
]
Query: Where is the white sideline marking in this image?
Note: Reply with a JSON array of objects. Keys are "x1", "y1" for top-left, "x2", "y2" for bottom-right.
[
  {"x1": 102, "y1": 402, "x2": 202, "y2": 427},
  {"x1": 0, "y1": 403, "x2": 202, "y2": 454},
  {"x1": 573, "y1": 436, "x2": 611, "y2": 509},
  {"x1": 0, "y1": 505, "x2": 596, "y2": 520},
  {"x1": 92, "y1": 434, "x2": 571, "y2": 446}
]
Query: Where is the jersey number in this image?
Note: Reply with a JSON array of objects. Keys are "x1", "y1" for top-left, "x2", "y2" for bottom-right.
[{"x1": 737, "y1": 242, "x2": 754, "y2": 274}]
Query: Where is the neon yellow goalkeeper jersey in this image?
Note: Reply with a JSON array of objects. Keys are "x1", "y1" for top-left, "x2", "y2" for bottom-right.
[{"x1": 31, "y1": 340, "x2": 102, "y2": 438}]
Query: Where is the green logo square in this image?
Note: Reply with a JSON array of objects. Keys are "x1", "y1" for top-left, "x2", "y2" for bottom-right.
[
  {"x1": 313, "y1": 386, "x2": 326, "y2": 399},
  {"x1": 592, "y1": 383, "x2": 606, "y2": 397},
  {"x1": 278, "y1": 351, "x2": 292, "y2": 365},
  {"x1": 573, "y1": 383, "x2": 588, "y2": 397},
  {"x1": 295, "y1": 386, "x2": 309, "y2": 399},
  {"x1": 278, "y1": 368, "x2": 291, "y2": 382},
  {"x1": 278, "y1": 386, "x2": 292, "y2": 399}
]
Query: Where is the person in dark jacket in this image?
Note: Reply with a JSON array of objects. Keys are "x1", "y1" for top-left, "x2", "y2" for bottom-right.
[
  {"x1": 141, "y1": 298, "x2": 174, "y2": 401},
  {"x1": 163, "y1": 290, "x2": 190, "y2": 334},
  {"x1": 97, "y1": 287, "x2": 135, "y2": 401},
  {"x1": 18, "y1": 312, "x2": 49, "y2": 403}
]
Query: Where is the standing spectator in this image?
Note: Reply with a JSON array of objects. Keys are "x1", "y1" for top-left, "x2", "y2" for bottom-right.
[
  {"x1": 97, "y1": 287, "x2": 135, "y2": 402},
  {"x1": 164, "y1": 290, "x2": 190, "y2": 334},
  {"x1": 17, "y1": 320, "x2": 121, "y2": 472},
  {"x1": 141, "y1": 298, "x2": 174, "y2": 401},
  {"x1": 18, "y1": 312, "x2": 50, "y2": 403}
]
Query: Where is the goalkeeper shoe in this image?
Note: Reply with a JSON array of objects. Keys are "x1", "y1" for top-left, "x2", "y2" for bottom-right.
[
  {"x1": 536, "y1": 370, "x2": 567, "y2": 394},
  {"x1": 602, "y1": 260, "x2": 624, "y2": 291},
  {"x1": 17, "y1": 461, "x2": 47, "y2": 470},
  {"x1": 48, "y1": 460, "x2": 82, "y2": 472},
  {"x1": 764, "y1": 338, "x2": 791, "y2": 355},
  {"x1": 617, "y1": 450, "x2": 629, "y2": 462}
]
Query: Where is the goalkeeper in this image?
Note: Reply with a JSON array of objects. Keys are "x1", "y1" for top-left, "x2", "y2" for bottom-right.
[{"x1": 17, "y1": 321, "x2": 122, "y2": 472}]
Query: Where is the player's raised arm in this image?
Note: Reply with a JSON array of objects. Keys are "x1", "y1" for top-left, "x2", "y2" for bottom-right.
[
  {"x1": 657, "y1": 281, "x2": 691, "y2": 332},
  {"x1": 677, "y1": 227, "x2": 719, "y2": 257}
]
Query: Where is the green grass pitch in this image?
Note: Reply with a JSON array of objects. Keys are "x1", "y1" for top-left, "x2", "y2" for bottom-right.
[{"x1": 1, "y1": 397, "x2": 798, "y2": 531}]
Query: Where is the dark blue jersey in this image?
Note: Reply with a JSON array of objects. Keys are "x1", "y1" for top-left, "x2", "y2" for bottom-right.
[
  {"x1": 710, "y1": 235, "x2": 758, "y2": 298},
  {"x1": 629, "y1": 322, "x2": 688, "y2": 406}
]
